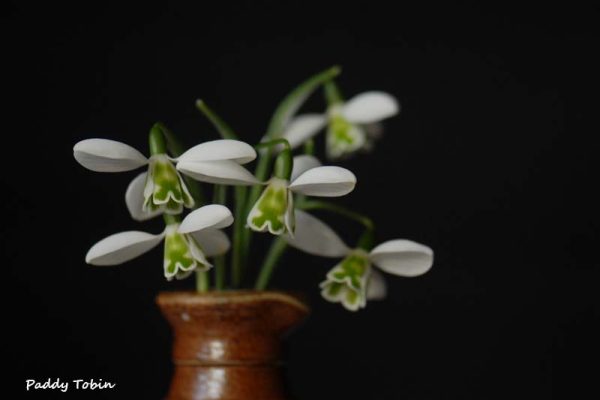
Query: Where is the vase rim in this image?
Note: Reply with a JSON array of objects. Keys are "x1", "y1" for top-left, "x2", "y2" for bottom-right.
[{"x1": 156, "y1": 290, "x2": 309, "y2": 313}]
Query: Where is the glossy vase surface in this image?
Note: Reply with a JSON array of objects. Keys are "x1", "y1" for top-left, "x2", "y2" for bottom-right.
[{"x1": 157, "y1": 291, "x2": 309, "y2": 400}]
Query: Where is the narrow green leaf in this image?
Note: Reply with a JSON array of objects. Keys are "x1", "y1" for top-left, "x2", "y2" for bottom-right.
[
  {"x1": 324, "y1": 80, "x2": 344, "y2": 105},
  {"x1": 255, "y1": 237, "x2": 288, "y2": 290},
  {"x1": 266, "y1": 65, "x2": 341, "y2": 138},
  {"x1": 195, "y1": 100, "x2": 238, "y2": 140},
  {"x1": 298, "y1": 200, "x2": 374, "y2": 230}
]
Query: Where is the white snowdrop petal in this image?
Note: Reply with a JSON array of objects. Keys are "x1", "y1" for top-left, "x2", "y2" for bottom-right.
[
  {"x1": 85, "y1": 230, "x2": 165, "y2": 266},
  {"x1": 290, "y1": 155, "x2": 322, "y2": 182},
  {"x1": 125, "y1": 172, "x2": 162, "y2": 221},
  {"x1": 177, "y1": 160, "x2": 261, "y2": 185},
  {"x1": 281, "y1": 114, "x2": 327, "y2": 149},
  {"x1": 73, "y1": 139, "x2": 148, "y2": 172},
  {"x1": 187, "y1": 237, "x2": 212, "y2": 268},
  {"x1": 190, "y1": 229, "x2": 231, "y2": 257},
  {"x1": 283, "y1": 210, "x2": 350, "y2": 257},
  {"x1": 342, "y1": 91, "x2": 400, "y2": 124},
  {"x1": 369, "y1": 239, "x2": 433, "y2": 277},
  {"x1": 177, "y1": 140, "x2": 257, "y2": 164},
  {"x1": 289, "y1": 166, "x2": 356, "y2": 197},
  {"x1": 366, "y1": 269, "x2": 387, "y2": 300},
  {"x1": 178, "y1": 204, "x2": 234, "y2": 234}
]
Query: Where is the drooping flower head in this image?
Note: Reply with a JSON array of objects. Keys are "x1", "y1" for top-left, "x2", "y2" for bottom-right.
[
  {"x1": 281, "y1": 82, "x2": 400, "y2": 159},
  {"x1": 74, "y1": 137, "x2": 194, "y2": 217},
  {"x1": 85, "y1": 205, "x2": 233, "y2": 280},
  {"x1": 246, "y1": 151, "x2": 357, "y2": 236},
  {"x1": 284, "y1": 210, "x2": 433, "y2": 311},
  {"x1": 74, "y1": 131, "x2": 257, "y2": 221}
]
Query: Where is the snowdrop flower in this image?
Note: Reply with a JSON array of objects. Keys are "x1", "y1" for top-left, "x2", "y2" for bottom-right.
[
  {"x1": 85, "y1": 205, "x2": 234, "y2": 280},
  {"x1": 246, "y1": 155, "x2": 356, "y2": 236},
  {"x1": 74, "y1": 138, "x2": 257, "y2": 220},
  {"x1": 284, "y1": 211, "x2": 433, "y2": 311},
  {"x1": 281, "y1": 91, "x2": 399, "y2": 159},
  {"x1": 74, "y1": 139, "x2": 194, "y2": 218}
]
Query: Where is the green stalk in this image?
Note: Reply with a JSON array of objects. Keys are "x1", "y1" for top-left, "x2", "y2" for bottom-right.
[
  {"x1": 298, "y1": 199, "x2": 374, "y2": 230},
  {"x1": 324, "y1": 80, "x2": 344, "y2": 105},
  {"x1": 149, "y1": 124, "x2": 168, "y2": 155},
  {"x1": 195, "y1": 100, "x2": 248, "y2": 288},
  {"x1": 212, "y1": 185, "x2": 227, "y2": 290},
  {"x1": 196, "y1": 270, "x2": 209, "y2": 292},
  {"x1": 214, "y1": 252, "x2": 226, "y2": 290},
  {"x1": 162, "y1": 213, "x2": 180, "y2": 226},
  {"x1": 195, "y1": 100, "x2": 238, "y2": 140},
  {"x1": 254, "y1": 237, "x2": 288, "y2": 290},
  {"x1": 154, "y1": 122, "x2": 186, "y2": 155},
  {"x1": 231, "y1": 186, "x2": 247, "y2": 287},
  {"x1": 303, "y1": 138, "x2": 315, "y2": 155}
]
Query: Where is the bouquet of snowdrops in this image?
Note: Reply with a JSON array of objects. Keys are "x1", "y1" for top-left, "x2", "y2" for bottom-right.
[{"x1": 73, "y1": 66, "x2": 433, "y2": 311}]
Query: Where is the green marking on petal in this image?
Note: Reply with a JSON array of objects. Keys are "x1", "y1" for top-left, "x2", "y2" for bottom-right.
[
  {"x1": 325, "y1": 282, "x2": 343, "y2": 298},
  {"x1": 344, "y1": 289, "x2": 359, "y2": 306},
  {"x1": 164, "y1": 225, "x2": 197, "y2": 280},
  {"x1": 151, "y1": 155, "x2": 184, "y2": 203},
  {"x1": 320, "y1": 250, "x2": 371, "y2": 311},
  {"x1": 142, "y1": 155, "x2": 195, "y2": 215},
  {"x1": 247, "y1": 178, "x2": 291, "y2": 235},
  {"x1": 320, "y1": 279, "x2": 363, "y2": 311},
  {"x1": 326, "y1": 108, "x2": 366, "y2": 159},
  {"x1": 327, "y1": 250, "x2": 371, "y2": 291}
]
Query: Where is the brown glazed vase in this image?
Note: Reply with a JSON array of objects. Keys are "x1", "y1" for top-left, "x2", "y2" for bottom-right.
[{"x1": 156, "y1": 291, "x2": 309, "y2": 400}]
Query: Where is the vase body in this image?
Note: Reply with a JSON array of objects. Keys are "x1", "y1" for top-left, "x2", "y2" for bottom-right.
[{"x1": 157, "y1": 291, "x2": 309, "y2": 400}]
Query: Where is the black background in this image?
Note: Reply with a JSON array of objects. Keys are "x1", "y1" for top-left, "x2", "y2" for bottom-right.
[{"x1": 3, "y1": 2, "x2": 599, "y2": 399}]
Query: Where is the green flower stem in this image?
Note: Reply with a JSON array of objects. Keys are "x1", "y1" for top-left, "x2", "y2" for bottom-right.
[
  {"x1": 244, "y1": 66, "x2": 342, "y2": 263},
  {"x1": 149, "y1": 124, "x2": 168, "y2": 155},
  {"x1": 194, "y1": 100, "x2": 248, "y2": 288},
  {"x1": 324, "y1": 80, "x2": 344, "y2": 105},
  {"x1": 297, "y1": 200, "x2": 374, "y2": 231},
  {"x1": 266, "y1": 66, "x2": 341, "y2": 141},
  {"x1": 254, "y1": 138, "x2": 293, "y2": 180},
  {"x1": 231, "y1": 186, "x2": 247, "y2": 288},
  {"x1": 273, "y1": 149, "x2": 292, "y2": 180},
  {"x1": 195, "y1": 100, "x2": 238, "y2": 140},
  {"x1": 214, "y1": 255, "x2": 226, "y2": 290},
  {"x1": 196, "y1": 270, "x2": 209, "y2": 292},
  {"x1": 212, "y1": 185, "x2": 227, "y2": 290},
  {"x1": 357, "y1": 228, "x2": 375, "y2": 251},
  {"x1": 154, "y1": 122, "x2": 185, "y2": 156},
  {"x1": 254, "y1": 237, "x2": 288, "y2": 290},
  {"x1": 303, "y1": 138, "x2": 315, "y2": 155},
  {"x1": 254, "y1": 138, "x2": 292, "y2": 151},
  {"x1": 162, "y1": 213, "x2": 181, "y2": 226}
]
